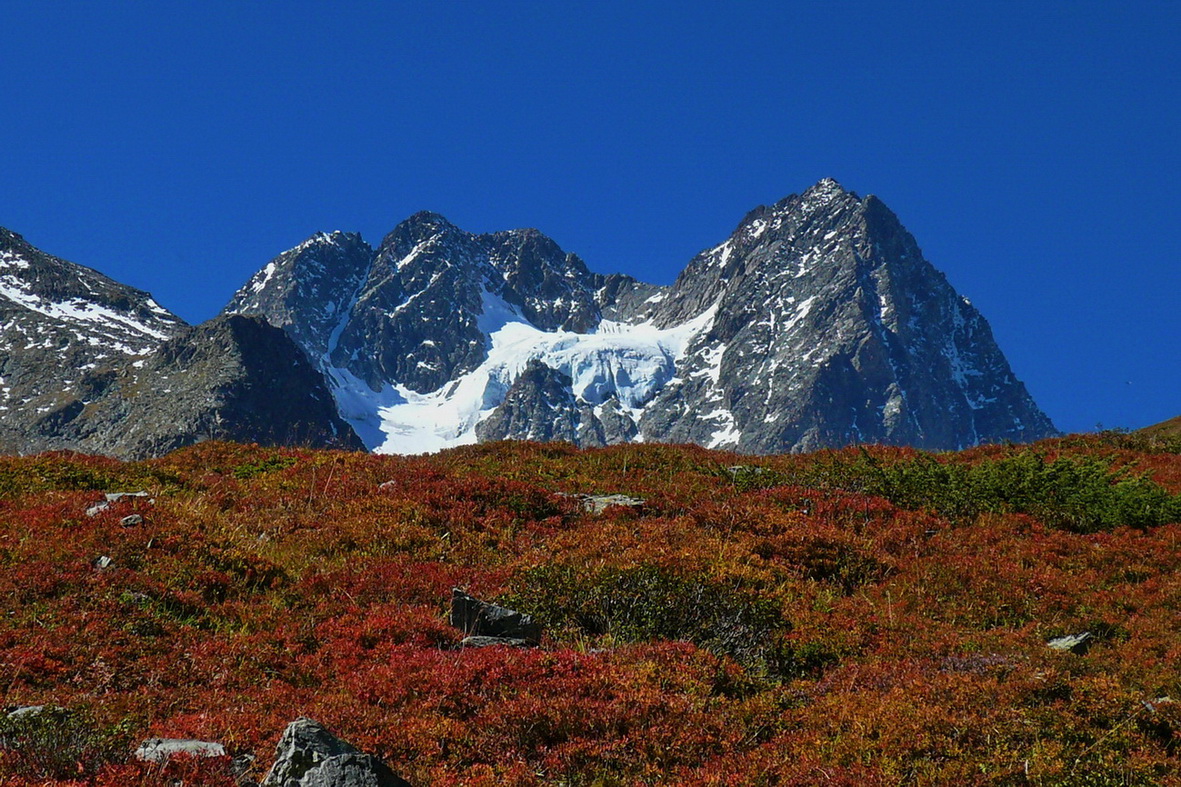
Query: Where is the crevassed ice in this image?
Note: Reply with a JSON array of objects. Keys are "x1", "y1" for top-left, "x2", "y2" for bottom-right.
[{"x1": 328, "y1": 290, "x2": 717, "y2": 454}]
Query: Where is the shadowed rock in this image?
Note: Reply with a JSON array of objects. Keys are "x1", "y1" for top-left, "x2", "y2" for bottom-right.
[{"x1": 449, "y1": 589, "x2": 542, "y2": 644}]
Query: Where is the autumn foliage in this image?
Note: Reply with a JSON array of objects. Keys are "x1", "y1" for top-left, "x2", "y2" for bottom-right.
[{"x1": 0, "y1": 434, "x2": 1179, "y2": 784}]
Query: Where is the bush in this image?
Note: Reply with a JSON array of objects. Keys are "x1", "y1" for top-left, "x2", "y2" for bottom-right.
[
  {"x1": 507, "y1": 564, "x2": 789, "y2": 672},
  {"x1": 809, "y1": 450, "x2": 1181, "y2": 532},
  {"x1": 0, "y1": 706, "x2": 135, "y2": 780}
]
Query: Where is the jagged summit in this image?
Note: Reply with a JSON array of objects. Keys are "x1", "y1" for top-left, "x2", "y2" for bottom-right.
[{"x1": 226, "y1": 180, "x2": 1056, "y2": 454}]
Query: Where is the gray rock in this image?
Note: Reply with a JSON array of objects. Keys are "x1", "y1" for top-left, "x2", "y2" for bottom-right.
[
  {"x1": 94, "y1": 555, "x2": 113, "y2": 570},
  {"x1": 120, "y1": 514, "x2": 144, "y2": 527},
  {"x1": 86, "y1": 491, "x2": 152, "y2": 517},
  {"x1": 1047, "y1": 632, "x2": 1094, "y2": 654},
  {"x1": 460, "y1": 636, "x2": 531, "y2": 649},
  {"x1": 726, "y1": 465, "x2": 768, "y2": 477},
  {"x1": 569, "y1": 493, "x2": 646, "y2": 514},
  {"x1": 299, "y1": 753, "x2": 406, "y2": 787},
  {"x1": 135, "y1": 737, "x2": 227, "y2": 762},
  {"x1": 475, "y1": 361, "x2": 596, "y2": 445},
  {"x1": 260, "y1": 717, "x2": 409, "y2": 787},
  {"x1": 449, "y1": 589, "x2": 542, "y2": 644},
  {"x1": 6, "y1": 705, "x2": 50, "y2": 720}
]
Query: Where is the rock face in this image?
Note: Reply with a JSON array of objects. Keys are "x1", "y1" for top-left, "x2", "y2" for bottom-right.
[
  {"x1": 261, "y1": 718, "x2": 409, "y2": 787},
  {"x1": 637, "y1": 180, "x2": 1057, "y2": 451},
  {"x1": 0, "y1": 228, "x2": 361, "y2": 458},
  {"x1": 85, "y1": 315, "x2": 362, "y2": 457},
  {"x1": 227, "y1": 179, "x2": 1056, "y2": 454},
  {"x1": 0, "y1": 227, "x2": 180, "y2": 453}
]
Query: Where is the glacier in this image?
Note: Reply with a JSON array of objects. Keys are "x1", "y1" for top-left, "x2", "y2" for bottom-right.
[{"x1": 326, "y1": 290, "x2": 716, "y2": 454}]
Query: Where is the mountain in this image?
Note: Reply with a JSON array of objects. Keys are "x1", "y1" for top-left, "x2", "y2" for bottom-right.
[
  {"x1": 226, "y1": 179, "x2": 1056, "y2": 453},
  {"x1": 0, "y1": 229, "x2": 360, "y2": 458}
]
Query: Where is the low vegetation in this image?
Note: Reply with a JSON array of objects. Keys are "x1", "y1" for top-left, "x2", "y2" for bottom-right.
[{"x1": 0, "y1": 436, "x2": 1179, "y2": 784}]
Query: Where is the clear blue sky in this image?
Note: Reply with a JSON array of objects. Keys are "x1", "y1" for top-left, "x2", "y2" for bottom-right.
[{"x1": 3, "y1": 2, "x2": 1178, "y2": 434}]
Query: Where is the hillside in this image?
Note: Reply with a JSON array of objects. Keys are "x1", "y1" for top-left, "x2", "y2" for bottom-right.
[
  {"x1": 1140, "y1": 415, "x2": 1181, "y2": 439},
  {"x1": 1, "y1": 435, "x2": 1179, "y2": 784}
]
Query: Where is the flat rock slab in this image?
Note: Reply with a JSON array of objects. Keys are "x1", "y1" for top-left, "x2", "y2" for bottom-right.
[
  {"x1": 559, "y1": 493, "x2": 646, "y2": 514},
  {"x1": 136, "y1": 737, "x2": 227, "y2": 762},
  {"x1": 460, "y1": 635, "x2": 531, "y2": 649}
]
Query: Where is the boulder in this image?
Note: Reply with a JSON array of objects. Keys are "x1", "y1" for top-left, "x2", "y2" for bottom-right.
[
  {"x1": 449, "y1": 589, "x2": 542, "y2": 644},
  {"x1": 260, "y1": 718, "x2": 409, "y2": 787},
  {"x1": 135, "y1": 737, "x2": 227, "y2": 762}
]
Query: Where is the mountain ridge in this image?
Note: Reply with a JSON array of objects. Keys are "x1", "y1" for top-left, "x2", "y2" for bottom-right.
[
  {"x1": 226, "y1": 178, "x2": 1057, "y2": 454},
  {"x1": 0, "y1": 229, "x2": 360, "y2": 458}
]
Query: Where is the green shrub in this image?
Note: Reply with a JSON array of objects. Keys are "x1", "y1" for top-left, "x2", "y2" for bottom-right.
[
  {"x1": 232, "y1": 455, "x2": 296, "y2": 480},
  {"x1": 0, "y1": 706, "x2": 135, "y2": 780},
  {"x1": 507, "y1": 564, "x2": 789, "y2": 671},
  {"x1": 802, "y1": 450, "x2": 1181, "y2": 532}
]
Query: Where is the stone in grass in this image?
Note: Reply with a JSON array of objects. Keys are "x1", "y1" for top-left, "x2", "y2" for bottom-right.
[
  {"x1": 135, "y1": 737, "x2": 227, "y2": 762},
  {"x1": 558, "y1": 493, "x2": 645, "y2": 514},
  {"x1": 86, "y1": 491, "x2": 152, "y2": 517},
  {"x1": 6, "y1": 705, "x2": 54, "y2": 720},
  {"x1": 120, "y1": 514, "x2": 144, "y2": 527},
  {"x1": 450, "y1": 589, "x2": 542, "y2": 645},
  {"x1": 460, "y1": 635, "x2": 531, "y2": 649},
  {"x1": 1047, "y1": 632, "x2": 1094, "y2": 655},
  {"x1": 260, "y1": 717, "x2": 410, "y2": 787}
]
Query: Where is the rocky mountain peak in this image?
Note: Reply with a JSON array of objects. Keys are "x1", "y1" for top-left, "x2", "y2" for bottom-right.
[{"x1": 221, "y1": 182, "x2": 1056, "y2": 455}]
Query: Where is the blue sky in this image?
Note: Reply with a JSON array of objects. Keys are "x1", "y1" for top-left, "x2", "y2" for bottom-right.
[{"x1": 3, "y1": 2, "x2": 1178, "y2": 434}]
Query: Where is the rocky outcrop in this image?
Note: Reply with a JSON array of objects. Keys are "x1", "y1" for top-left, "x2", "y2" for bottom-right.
[
  {"x1": 0, "y1": 312, "x2": 361, "y2": 459},
  {"x1": 260, "y1": 718, "x2": 410, "y2": 787}
]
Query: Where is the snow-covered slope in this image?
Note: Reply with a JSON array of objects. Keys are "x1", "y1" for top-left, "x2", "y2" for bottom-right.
[{"x1": 226, "y1": 179, "x2": 1058, "y2": 454}]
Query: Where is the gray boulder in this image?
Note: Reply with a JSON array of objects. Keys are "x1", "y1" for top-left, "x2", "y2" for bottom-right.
[
  {"x1": 449, "y1": 589, "x2": 542, "y2": 645},
  {"x1": 261, "y1": 718, "x2": 409, "y2": 787},
  {"x1": 6, "y1": 705, "x2": 53, "y2": 720}
]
